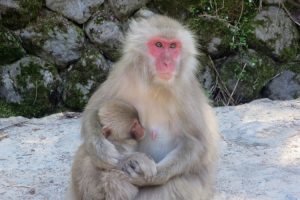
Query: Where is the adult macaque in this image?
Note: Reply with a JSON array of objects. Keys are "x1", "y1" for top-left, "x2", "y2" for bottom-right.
[
  {"x1": 69, "y1": 100, "x2": 157, "y2": 200},
  {"x1": 71, "y1": 15, "x2": 219, "y2": 200}
]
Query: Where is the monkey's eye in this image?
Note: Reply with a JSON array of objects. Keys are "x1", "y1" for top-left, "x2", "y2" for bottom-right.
[
  {"x1": 155, "y1": 42, "x2": 163, "y2": 48},
  {"x1": 170, "y1": 43, "x2": 176, "y2": 48}
]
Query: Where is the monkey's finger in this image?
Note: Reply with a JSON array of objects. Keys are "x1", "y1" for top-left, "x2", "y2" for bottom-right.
[
  {"x1": 144, "y1": 166, "x2": 157, "y2": 180},
  {"x1": 123, "y1": 165, "x2": 140, "y2": 178},
  {"x1": 121, "y1": 160, "x2": 142, "y2": 178},
  {"x1": 138, "y1": 161, "x2": 157, "y2": 179}
]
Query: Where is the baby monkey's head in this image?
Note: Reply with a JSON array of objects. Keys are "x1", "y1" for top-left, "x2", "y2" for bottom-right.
[{"x1": 98, "y1": 100, "x2": 144, "y2": 142}]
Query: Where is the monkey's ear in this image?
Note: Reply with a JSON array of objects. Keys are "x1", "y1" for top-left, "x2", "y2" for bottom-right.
[{"x1": 102, "y1": 127, "x2": 111, "y2": 138}]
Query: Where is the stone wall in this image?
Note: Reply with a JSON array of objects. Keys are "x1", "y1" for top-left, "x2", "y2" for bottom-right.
[{"x1": 0, "y1": 0, "x2": 299, "y2": 117}]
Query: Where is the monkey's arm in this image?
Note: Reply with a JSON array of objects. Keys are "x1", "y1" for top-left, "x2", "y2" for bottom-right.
[
  {"x1": 131, "y1": 133, "x2": 204, "y2": 186},
  {"x1": 82, "y1": 109, "x2": 122, "y2": 169}
]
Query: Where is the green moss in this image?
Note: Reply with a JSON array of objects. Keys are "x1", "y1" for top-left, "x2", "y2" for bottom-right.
[
  {"x1": 0, "y1": 26, "x2": 25, "y2": 65},
  {"x1": 1, "y1": 0, "x2": 43, "y2": 30},
  {"x1": 280, "y1": 46, "x2": 299, "y2": 62},
  {"x1": 0, "y1": 100, "x2": 19, "y2": 117},
  {"x1": 281, "y1": 62, "x2": 300, "y2": 74}
]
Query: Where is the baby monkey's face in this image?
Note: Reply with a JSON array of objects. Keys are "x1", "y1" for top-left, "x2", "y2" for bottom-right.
[{"x1": 102, "y1": 118, "x2": 145, "y2": 141}]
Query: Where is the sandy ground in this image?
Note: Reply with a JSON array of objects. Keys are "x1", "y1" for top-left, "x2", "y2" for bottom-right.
[{"x1": 0, "y1": 98, "x2": 299, "y2": 200}]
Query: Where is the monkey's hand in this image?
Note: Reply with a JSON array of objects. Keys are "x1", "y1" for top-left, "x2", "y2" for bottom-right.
[
  {"x1": 85, "y1": 136, "x2": 122, "y2": 168},
  {"x1": 119, "y1": 153, "x2": 157, "y2": 185},
  {"x1": 144, "y1": 134, "x2": 205, "y2": 186}
]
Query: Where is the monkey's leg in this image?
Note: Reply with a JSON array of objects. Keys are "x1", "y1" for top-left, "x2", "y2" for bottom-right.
[
  {"x1": 103, "y1": 169, "x2": 139, "y2": 200},
  {"x1": 78, "y1": 162, "x2": 138, "y2": 200},
  {"x1": 136, "y1": 174, "x2": 213, "y2": 200},
  {"x1": 70, "y1": 145, "x2": 137, "y2": 200}
]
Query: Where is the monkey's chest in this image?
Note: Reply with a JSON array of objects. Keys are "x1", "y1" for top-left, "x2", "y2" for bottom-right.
[
  {"x1": 137, "y1": 126, "x2": 179, "y2": 163},
  {"x1": 126, "y1": 94, "x2": 180, "y2": 162}
]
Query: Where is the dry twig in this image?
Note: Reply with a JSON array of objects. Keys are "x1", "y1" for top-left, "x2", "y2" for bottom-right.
[
  {"x1": 227, "y1": 63, "x2": 247, "y2": 105},
  {"x1": 208, "y1": 56, "x2": 236, "y2": 105},
  {"x1": 280, "y1": 2, "x2": 300, "y2": 26}
]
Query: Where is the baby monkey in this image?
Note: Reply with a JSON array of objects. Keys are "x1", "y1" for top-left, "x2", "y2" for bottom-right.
[
  {"x1": 70, "y1": 100, "x2": 156, "y2": 200},
  {"x1": 98, "y1": 99, "x2": 145, "y2": 153}
]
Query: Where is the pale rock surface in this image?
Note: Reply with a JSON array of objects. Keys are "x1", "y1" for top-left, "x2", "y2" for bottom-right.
[{"x1": 0, "y1": 99, "x2": 299, "y2": 199}]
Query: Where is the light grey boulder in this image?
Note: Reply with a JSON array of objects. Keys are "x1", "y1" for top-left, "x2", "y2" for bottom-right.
[
  {"x1": 249, "y1": 6, "x2": 299, "y2": 61},
  {"x1": 46, "y1": 0, "x2": 104, "y2": 24},
  {"x1": 108, "y1": 0, "x2": 150, "y2": 20},
  {"x1": 85, "y1": 13, "x2": 124, "y2": 60},
  {"x1": 0, "y1": 56, "x2": 61, "y2": 117},
  {"x1": 263, "y1": 70, "x2": 300, "y2": 100},
  {"x1": 20, "y1": 11, "x2": 85, "y2": 68}
]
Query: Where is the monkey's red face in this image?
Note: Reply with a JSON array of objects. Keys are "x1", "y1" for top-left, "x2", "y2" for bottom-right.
[{"x1": 147, "y1": 37, "x2": 182, "y2": 80}]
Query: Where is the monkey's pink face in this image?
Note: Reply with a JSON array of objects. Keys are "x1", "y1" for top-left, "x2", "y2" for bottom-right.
[{"x1": 147, "y1": 37, "x2": 182, "y2": 80}]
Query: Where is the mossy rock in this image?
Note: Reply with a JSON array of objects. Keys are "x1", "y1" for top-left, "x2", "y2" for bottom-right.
[
  {"x1": 219, "y1": 49, "x2": 277, "y2": 103},
  {"x1": 0, "y1": 26, "x2": 25, "y2": 65},
  {"x1": 85, "y1": 12, "x2": 124, "y2": 61},
  {"x1": 247, "y1": 6, "x2": 299, "y2": 61},
  {"x1": 20, "y1": 11, "x2": 85, "y2": 68},
  {"x1": 188, "y1": 16, "x2": 233, "y2": 58},
  {"x1": 62, "y1": 47, "x2": 111, "y2": 110},
  {"x1": 0, "y1": 56, "x2": 61, "y2": 117},
  {"x1": 0, "y1": 0, "x2": 43, "y2": 30}
]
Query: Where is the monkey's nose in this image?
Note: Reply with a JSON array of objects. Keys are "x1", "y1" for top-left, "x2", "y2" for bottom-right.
[{"x1": 163, "y1": 60, "x2": 172, "y2": 68}]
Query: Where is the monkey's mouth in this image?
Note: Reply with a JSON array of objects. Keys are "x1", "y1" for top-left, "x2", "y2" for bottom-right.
[{"x1": 158, "y1": 73, "x2": 173, "y2": 80}]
